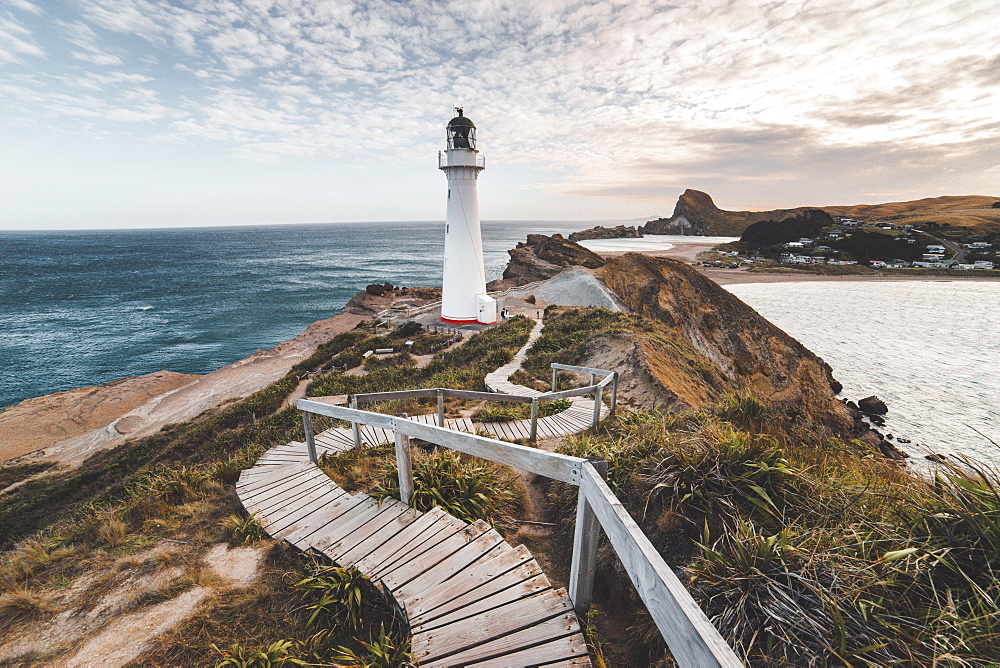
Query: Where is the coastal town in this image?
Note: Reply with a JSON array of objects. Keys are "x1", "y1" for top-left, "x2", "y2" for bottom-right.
[{"x1": 748, "y1": 217, "x2": 998, "y2": 271}]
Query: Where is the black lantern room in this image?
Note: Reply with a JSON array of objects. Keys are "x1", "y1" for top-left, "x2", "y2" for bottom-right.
[{"x1": 446, "y1": 107, "x2": 476, "y2": 150}]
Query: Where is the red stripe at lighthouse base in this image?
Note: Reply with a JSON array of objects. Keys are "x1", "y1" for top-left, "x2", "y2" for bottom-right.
[{"x1": 439, "y1": 315, "x2": 479, "y2": 324}]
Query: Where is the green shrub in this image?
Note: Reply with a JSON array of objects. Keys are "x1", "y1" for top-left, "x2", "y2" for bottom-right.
[{"x1": 373, "y1": 450, "x2": 519, "y2": 525}]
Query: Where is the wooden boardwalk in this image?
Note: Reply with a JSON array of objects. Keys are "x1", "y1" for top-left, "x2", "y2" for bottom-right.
[{"x1": 238, "y1": 320, "x2": 598, "y2": 666}]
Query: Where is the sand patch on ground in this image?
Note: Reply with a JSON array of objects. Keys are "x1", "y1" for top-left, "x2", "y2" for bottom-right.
[{"x1": 0, "y1": 541, "x2": 270, "y2": 666}]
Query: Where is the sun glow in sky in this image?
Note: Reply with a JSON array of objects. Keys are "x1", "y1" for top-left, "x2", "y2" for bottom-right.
[{"x1": 1, "y1": 0, "x2": 997, "y2": 230}]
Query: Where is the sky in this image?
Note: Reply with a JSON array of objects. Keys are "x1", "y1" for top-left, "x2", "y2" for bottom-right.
[{"x1": 1, "y1": 0, "x2": 997, "y2": 230}]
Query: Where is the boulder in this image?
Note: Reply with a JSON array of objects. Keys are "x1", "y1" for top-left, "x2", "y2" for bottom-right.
[{"x1": 858, "y1": 395, "x2": 888, "y2": 415}]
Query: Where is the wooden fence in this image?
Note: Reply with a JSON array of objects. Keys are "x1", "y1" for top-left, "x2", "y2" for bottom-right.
[{"x1": 295, "y1": 363, "x2": 743, "y2": 667}]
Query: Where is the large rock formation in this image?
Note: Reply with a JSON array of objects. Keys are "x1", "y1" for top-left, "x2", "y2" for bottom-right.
[
  {"x1": 640, "y1": 189, "x2": 829, "y2": 237},
  {"x1": 598, "y1": 253, "x2": 855, "y2": 432},
  {"x1": 569, "y1": 225, "x2": 642, "y2": 241},
  {"x1": 488, "y1": 234, "x2": 605, "y2": 289}
]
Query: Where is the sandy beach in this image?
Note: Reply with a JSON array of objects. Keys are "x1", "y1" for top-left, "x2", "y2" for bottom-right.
[{"x1": 582, "y1": 236, "x2": 1000, "y2": 286}]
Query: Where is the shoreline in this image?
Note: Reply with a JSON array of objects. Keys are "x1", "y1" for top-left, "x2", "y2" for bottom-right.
[
  {"x1": 588, "y1": 238, "x2": 1000, "y2": 286},
  {"x1": 0, "y1": 309, "x2": 371, "y2": 465}
]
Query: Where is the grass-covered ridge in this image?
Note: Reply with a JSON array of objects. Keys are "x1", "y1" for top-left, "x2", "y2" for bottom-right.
[
  {"x1": 0, "y1": 317, "x2": 534, "y2": 664},
  {"x1": 552, "y1": 401, "x2": 1000, "y2": 665}
]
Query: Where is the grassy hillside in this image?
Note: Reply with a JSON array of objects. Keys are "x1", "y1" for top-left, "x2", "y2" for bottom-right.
[{"x1": 822, "y1": 195, "x2": 1000, "y2": 234}]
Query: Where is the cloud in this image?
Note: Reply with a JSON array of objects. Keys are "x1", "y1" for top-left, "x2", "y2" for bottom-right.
[{"x1": 1, "y1": 0, "x2": 997, "y2": 217}]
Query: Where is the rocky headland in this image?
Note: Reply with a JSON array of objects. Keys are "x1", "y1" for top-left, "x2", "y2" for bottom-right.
[
  {"x1": 568, "y1": 224, "x2": 642, "y2": 241},
  {"x1": 640, "y1": 188, "x2": 830, "y2": 237},
  {"x1": 486, "y1": 233, "x2": 605, "y2": 290}
]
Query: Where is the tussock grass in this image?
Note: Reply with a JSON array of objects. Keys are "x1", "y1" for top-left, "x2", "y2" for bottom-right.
[
  {"x1": 552, "y1": 404, "x2": 1000, "y2": 664},
  {"x1": 0, "y1": 587, "x2": 53, "y2": 629}
]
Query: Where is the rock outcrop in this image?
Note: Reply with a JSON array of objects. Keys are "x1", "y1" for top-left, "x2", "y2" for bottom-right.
[
  {"x1": 640, "y1": 189, "x2": 830, "y2": 237},
  {"x1": 569, "y1": 225, "x2": 642, "y2": 241},
  {"x1": 598, "y1": 253, "x2": 855, "y2": 432},
  {"x1": 488, "y1": 234, "x2": 605, "y2": 289}
]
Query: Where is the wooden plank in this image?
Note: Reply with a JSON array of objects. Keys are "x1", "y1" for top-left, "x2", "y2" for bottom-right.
[
  {"x1": 317, "y1": 503, "x2": 421, "y2": 564},
  {"x1": 352, "y1": 507, "x2": 450, "y2": 575},
  {"x1": 375, "y1": 517, "x2": 486, "y2": 585},
  {"x1": 240, "y1": 468, "x2": 328, "y2": 504},
  {"x1": 280, "y1": 494, "x2": 379, "y2": 547},
  {"x1": 240, "y1": 476, "x2": 329, "y2": 515},
  {"x1": 237, "y1": 462, "x2": 311, "y2": 490},
  {"x1": 239, "y1": 467, "x2": 328, "y2": 504},
  {"x1": 580, "y1": 463, "x2": 743, "y2": 667},
  {"x1": 404, "y1": 546, "x2": 541, "y2": 624},
  {"x1": 314, "y1": 497, "x2": 409, "y2": 551},
  {"x1": 245, "y1": 477, "x2": 334, "y2": 516},
  {"x1": 269, "y1": 491, "x2": 366, "y2": 539},
  {"x1": 301, "y1": 498, "x2": 396, "y2": 551},
  {"x1": 411, "y1": 572, "x2": 551, "y2": 633},
  {"x1": 464, "y1": 636, "x2": 591, "y2": 667},
  {"x1": 420, "y1": 612, "x2": 582, "y2": 666},
  {"x1": 257, "y1": 486, "x2": 348, "y2": 535},
  {"x1": 391, "y1": 525, "x2": 505, "y2": 598},
  {"x1": 413, "y1": 590, "x2": 575, "y2": 663}
]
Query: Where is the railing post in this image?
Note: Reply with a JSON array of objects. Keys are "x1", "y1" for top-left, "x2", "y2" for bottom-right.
[
  {"x1": 350, "y1": 394, "x2": 362, "y2": 451},
  {"x1": 437, "y1": 389, "x2": 445, "y2": 427},
  {"x1": 302, "y1": 411, "x2": 317, "y2": 464},
  {"x1": 551, "y1": 367, "x2": 558, "y2": 391},
  {"x1": 569, "y1": 459, "x2": 608, "y2": 614},
  {"x1": 393, "y1": 426, "x2": 414, "y2": 505},
  {"x1": 589, "y1": 372, "x2": 595, "y2": 387},
  {"x1": 592, "y1": 385, "x2": 603, "y2": 429},
  {"x1": 611, "y1": 372, "x2": 618, "y2": 416},
  {"x1": 530, "y1": 397, "x2": 539, "y2": 442}
]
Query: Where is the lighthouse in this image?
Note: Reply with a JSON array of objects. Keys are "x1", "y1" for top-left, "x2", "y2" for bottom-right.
[{"x1": 439, "y1": 108, "x2": 496, "y2": 324}]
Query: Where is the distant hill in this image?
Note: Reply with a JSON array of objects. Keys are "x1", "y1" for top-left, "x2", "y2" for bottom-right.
[
  {"x1": 642, "y1": 190, "x2": 1000, "y2": 237},
  {"x1": 821, "y1": 195, "x2": 1000, "y2": 233}
]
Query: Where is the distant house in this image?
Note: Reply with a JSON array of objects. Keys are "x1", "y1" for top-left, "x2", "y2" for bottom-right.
[
  {"x1": 870, "y1": 260, "x2": 887, "y2": 268},
  {"x1": 957, "y1": 264, "x2": 977, "y2": 270},
  {"x1": 969, "y1": 242, "x2": 991, "y2": 249},
  {"x1": 974, "y1": 260, "x2": 995, "y2": 270},
  {"x1": 826, "y1": 233, "x2": 843, "y2": 240},
  {"x1": 874, "y1": 222, "x2": 897, "y2": 230},
  {"x1": 923, "y1": 253, "x2": 946, "y2": 261},
  {"x1": 784, "y1": 241, "x2": 806, "y2": 248},
  {"x1": 798, "y1": 238, "x2": 814, "y2": 244},
  {"x1": 926, "y1": 244, "x2": 946, "y2": 252},
  {"x1": 815, "y1": 245, "x2": 834, "y2": 252}
]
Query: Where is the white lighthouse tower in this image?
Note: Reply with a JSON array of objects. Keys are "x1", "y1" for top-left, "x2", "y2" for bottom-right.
[{"x1": 439, "y1": 108, "x2": 496, "y2": 324}]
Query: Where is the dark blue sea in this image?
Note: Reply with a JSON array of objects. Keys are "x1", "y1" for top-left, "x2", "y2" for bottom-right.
[{"x1": 0, "y1": 221, "x2": 590, "y2": 409}]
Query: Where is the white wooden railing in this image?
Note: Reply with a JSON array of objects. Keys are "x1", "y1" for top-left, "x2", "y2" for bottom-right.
[{"x1": 295, "y1": 363, "x2": 743, "y2": 667}]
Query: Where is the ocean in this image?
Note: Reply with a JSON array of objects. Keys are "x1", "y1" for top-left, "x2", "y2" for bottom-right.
[
  {"x1": 2, "y1": 224, "x2": 997, "y2": 464},
  {"x1": 0, "y1": 220, "x2": 590, "y2": 409},
  {"x1": 728, "y1": 281, "x2": 1000, "y2": 463}
]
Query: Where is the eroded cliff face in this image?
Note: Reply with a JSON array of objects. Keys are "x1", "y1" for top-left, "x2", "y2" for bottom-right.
[{"x1": 598, "y1": 253, "x2": 854, "y2": 432}]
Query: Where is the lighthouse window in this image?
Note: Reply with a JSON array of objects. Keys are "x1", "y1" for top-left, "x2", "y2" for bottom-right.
[{"x1": 448, "y1": 189, "x2": 451, "y2": 200}]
